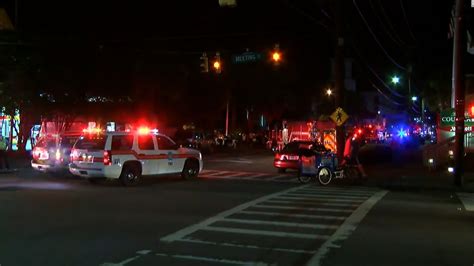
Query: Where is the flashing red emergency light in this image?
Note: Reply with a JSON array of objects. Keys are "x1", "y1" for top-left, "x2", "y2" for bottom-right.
[
  {"x1": 357, "y1": 129, "x2": 362, "y2": 134},
  {"x1": 82, "y1": 128, "x2": 102, "y2": 134},
  {"x1": 138, "y1": 127, "x2": 150, "y2": 135}
]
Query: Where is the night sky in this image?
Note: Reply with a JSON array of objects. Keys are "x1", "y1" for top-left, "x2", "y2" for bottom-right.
[{"x1": 0, "y1": 0, "x2": 471, "y2": 128}]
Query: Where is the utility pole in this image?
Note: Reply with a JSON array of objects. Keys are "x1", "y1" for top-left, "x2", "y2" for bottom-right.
[
  {"x1": 453, "y1": 0, "x2": 466, "y2": 187},
  {"x1": 225, "y1": 99, "x2": 229, "y2": 136},
  {"x1": 334, "y1": 0, "x2": 345, "y2": 161},
  {"x1": 15, "y1": 0, "x2": 18, "y2": 29}
]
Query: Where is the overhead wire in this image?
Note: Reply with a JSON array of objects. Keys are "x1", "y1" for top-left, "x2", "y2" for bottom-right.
[
  {"x1": 399, "y1": 0, "x2": 417, "y2": 42},
  {"x1": 353, "y1": 0, "x2": 407, "y2": 71},
  {"x1": 370, "y1": 81, "x2": 404, "y2": 106},
  {"x1": 350, "y1": 38, "x2": 405, "y2": 99},
  {"x1": 368, "y1": 0, "x2": 405, "y2": 47},
  {"x1": 376, "y1": 0, "x2": 407, "y2": 46}
]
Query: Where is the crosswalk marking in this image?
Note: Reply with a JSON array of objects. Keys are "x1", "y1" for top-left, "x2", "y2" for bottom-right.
[
  {"x1": 275, "y1": 195, "x2": 365, "y2": 203},
  {"x1": 265, "y1": 199, "x2": 360, "y2": 208},
  {"x1": 199, "y1": 169, "x2": 297, "y2": 182},
  {"x1": 298, "y1": 188, "x2": 375, "y2": 196},
  {"x1": 177, "y1": 238, "x2": 317, "y2": 254},
  {"x1": 275, "y1": 195, "x2": 364, "y2": 203},
  {"x1": 238, "y1": 210, "x2": 347, "y2": 220},
  {"x1": 457, "y1": 193, "x2": 474, "y2": 211},
  {"x1": 286, "y1": 192, "x2": 369, "y2": 199},
  {"x1": 161, "y1": 185, "x2": 313, "y2": 242},
  {"x1": 306, "y1": 190, "x2": 388, "y2": 265},
  {"x1": 252, "y1": 204, "x2": 353, "y2": 213},
  {"x1": 200, "y1": 226, "x2": 331, "y2": 240},
  {"x1": 155, "y1": 252, "x2": 266, "y2": 266},
  {"x1": 221, "y1": 218, "x2": 340, "y2": 230},
  {"x1": 105, "y1": 185, "x2": 386, "y2": 266}
]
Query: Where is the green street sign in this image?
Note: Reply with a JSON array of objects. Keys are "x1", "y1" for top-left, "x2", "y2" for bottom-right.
[
  {"x1": 231, "y1": 52, "x2": 262, "y2": 64},
  {"x1": 440, "y1": 108, "x2": 474, "y2": 127}
]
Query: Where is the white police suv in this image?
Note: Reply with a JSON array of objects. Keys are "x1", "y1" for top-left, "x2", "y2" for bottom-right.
[{"x1": 69, "y1": 129, "x2": 203, "y2": 185}]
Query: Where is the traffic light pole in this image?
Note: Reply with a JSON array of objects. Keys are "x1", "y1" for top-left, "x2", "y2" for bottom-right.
[
  {"x1": 334, "y1": 0, "x2": 345, "y2": 161},
  {"x1": 453, "y1": 0, "x2": 466, "y2": 187}
]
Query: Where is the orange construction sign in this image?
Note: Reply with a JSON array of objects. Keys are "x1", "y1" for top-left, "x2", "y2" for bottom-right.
[{"x1": 323, "y1": 132, "x2": 337, "y2": 152}]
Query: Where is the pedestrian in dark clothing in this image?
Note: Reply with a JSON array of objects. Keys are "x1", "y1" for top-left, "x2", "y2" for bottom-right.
[{"x1": 0, "y1": 136, "x2": 10, "y2": 170}]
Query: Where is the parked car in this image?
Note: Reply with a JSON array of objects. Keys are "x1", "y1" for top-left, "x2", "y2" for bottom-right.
[
  {"x1": 31, "y1": 133, "x2": 81, "y2": 172},
  {"x1": 273, "y1": 140, "x2": 328, "y2": 173}
]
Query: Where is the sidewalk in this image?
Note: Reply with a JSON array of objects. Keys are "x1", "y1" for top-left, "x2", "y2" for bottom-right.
[
  {"x1": 0, "y1": 151, "x2": 31, "y2": 175},
  {"x1": 365, "y1": 162, "x2": 474, "y2": 193}
]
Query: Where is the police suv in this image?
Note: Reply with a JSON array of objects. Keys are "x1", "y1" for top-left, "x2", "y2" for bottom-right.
[{"x1": 69, "y1": 129, "x2": 203, "y2": 185}]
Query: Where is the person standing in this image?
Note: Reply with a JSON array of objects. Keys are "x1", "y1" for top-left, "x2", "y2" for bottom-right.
[{"x1": 0, "y1": 136, "x2": 10, "y2": 170}]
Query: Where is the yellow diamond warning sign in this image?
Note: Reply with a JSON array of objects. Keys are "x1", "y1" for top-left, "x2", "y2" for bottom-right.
[
  {"x1": 330, "y1": 107, "x2": 349, "y2": 127},
  {"x1": 0, "y1": 9, "x2": 14, "y2": 31}
]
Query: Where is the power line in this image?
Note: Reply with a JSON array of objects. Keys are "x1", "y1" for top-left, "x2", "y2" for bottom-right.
[
  {"x1": 370, "y1": 81, "x2": 404, "y2": 106},
  {"x1": 368, "y1": 0, "x2": 405, "y2": 47},
  {"x1": 353, "y1": 0, "x2": 407, "y2": 71},
  {"x1": 376, "y1": 0, "x2": 408, "y2": 46},
  {"x1": 350, "y1": 38, "x2": 405, "y2": 99},
  {"x1": 399, "y1": 0, "x2": 417, "y2": 42},
  {"x1": 280, "y1": 0, "x2": 330, "y2": 31}
]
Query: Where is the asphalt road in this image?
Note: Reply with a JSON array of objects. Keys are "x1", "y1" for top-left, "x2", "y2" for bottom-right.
[{"x1": 0, "y1": 152, "x2": 473, "y2": 266}]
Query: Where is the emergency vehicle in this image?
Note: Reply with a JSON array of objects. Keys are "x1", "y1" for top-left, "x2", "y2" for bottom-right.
[
  {"x1": 31, "y1": 133, "x2": 82, "y2": 172},
  {"x1": 68, "y1": 128, "x2": 203, "y2": 185}
]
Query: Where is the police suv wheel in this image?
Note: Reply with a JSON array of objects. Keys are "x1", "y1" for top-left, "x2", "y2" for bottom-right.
[
  {"x1": 120, "y1": 166, "x2": 141, "y2": 186},
  {"x1": 181, "y1": 160, "x2": 199, "y2": 180}
]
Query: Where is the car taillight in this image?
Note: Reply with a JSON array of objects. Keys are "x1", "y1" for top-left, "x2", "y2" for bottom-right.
[
  {"x1": 70, "y1": 149, "x2": 79, "y2": 161},
  {"x1": 55, "y1": 149, "x2": 61, "y2": 161},
  {"x1": 103, "y1": 150, "x2": 111, "y2": 166},
  {"x1": 33, "y1": 147, "x2": 49, "y2": 160},
  {"x1": 275, "y1": 153, "x2": 281, "y2": 160}
]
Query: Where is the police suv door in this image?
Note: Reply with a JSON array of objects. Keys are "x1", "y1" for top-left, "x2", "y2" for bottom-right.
[
  {"x1": 136, "y1": 134, "x2": 158, "y2": 175},
  {"x1": 156, "y1": 135, "x2": 184, "y2": 174}
]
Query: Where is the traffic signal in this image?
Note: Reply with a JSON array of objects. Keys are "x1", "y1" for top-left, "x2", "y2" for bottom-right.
[
  {"x1": 470, "y1": 105, "x2": 474, "y2": 116},
  {"x1": 271, "y1": 44, "x2": 281, "y2": 64},
  {"x1": 213, "y1": 52, "x2": 222, "y2": 74},
  {"x1": 200, "y1": 52, "x2": 209, "y2": 73}
]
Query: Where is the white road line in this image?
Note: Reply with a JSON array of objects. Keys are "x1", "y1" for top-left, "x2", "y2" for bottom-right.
[
  {"x1": 201, "y1": 171, "x2": 233, "y2": 177},
  {"x1": 251, "y1": 205, "x2": 353, "y2": 213},
  {"x1": 177, "y1": 238, "x2": 317, "y2": 254},
  {"x1": 268, "y1": 175, "x2": 294, "y2": 180},
  {"x1": 274, "y1": 178, "x2": 299, "y2": 183},
  {"x1": 457, "y1": 193, "x2": 474, "y2": 211},
  {"x1": 100, "y1": 250, "x2": 151, "y2": 266},
  {"x1": 306, "y1": 190, "x2": 388, "y2": 266},
  {"x1": 286, "y1": 193, "x2": 368, "y2": 199},
  {"x1": 276, "y1": 195, "x2": 364, "y2": 203},
  {"x1": 161, "y1": 184, "x2": 311, "y2": 242},
  {"x1": 296, "y1": 189, "x2": 375, "y2": 196},
  {"x1": 221, "y1": 218, "x2": 339, "y2": 230},
  {"x1": 291, "y1": 191, "x2": 372, "y2": 198},
  {"x1": 265, "y1": 199, "x2": 359, "y2": 208},
  {"x1": 301, "y1": 187, "x2": 378, "y2": 193},
  {"x1": 201, "y1": 226, "x2": 331, "y2": 240},
  {"x1": 227, "y1": 172, "x2": 257, "y2": 177},
  {"x1": 206, "y1": 159, "x2": 254, "y2": 164},
  {"x1": 238, "y1": 210, "x2": 346, "y2": 220},
  {"x1": 155, "y1": 252, "x2": 267, "y2": 265},
  {"x1": 200, "y1": 170, "x2": 220, "y2": 174}
]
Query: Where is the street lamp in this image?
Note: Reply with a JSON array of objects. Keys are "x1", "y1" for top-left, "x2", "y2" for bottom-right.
[
  {"x1": 411, "y1": 96, "x2": 418, "y2": 102},
  {"x1": 326, "y1": 88, "x2": 332, "y2": 96},
  {"x1": 391, "y1": 75, "x2": 400, "y2": 85}
]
